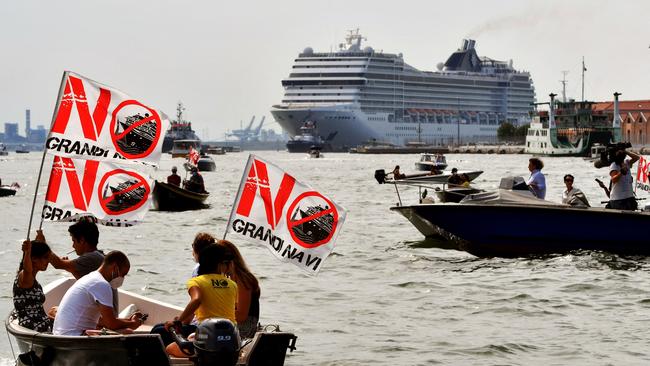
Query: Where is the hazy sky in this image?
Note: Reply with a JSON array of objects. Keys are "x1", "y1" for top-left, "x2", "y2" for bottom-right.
[{"x1": 1, "y1": 0, "x2": 649, "y2": 139}]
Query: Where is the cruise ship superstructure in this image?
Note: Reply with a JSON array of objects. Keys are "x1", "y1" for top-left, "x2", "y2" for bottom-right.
[{"x1": 271, "y1": 30, "x2": 536, "y2": 147}]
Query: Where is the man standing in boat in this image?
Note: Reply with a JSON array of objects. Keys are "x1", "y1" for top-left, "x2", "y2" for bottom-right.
[
  {"x1": 608, "y1": 149, "x2": 640, "y2": 210},
  {"x1": 526, "y1": 157, "x2": 546, "y2": 199}
]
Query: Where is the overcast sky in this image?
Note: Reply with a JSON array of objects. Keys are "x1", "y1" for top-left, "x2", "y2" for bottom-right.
[{"x1": 1, "y1": 0, "x2": 649, "y2": 139}]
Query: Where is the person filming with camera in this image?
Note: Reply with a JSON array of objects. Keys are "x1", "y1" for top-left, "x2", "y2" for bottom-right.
[{"x1": 608, "y1": 149, "x2": 640, "y2": 210}]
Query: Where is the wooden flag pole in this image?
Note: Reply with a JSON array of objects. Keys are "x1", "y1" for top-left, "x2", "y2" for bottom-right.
[{"x1": 26, "y1": 71, "x2": 69, "y2": 240}]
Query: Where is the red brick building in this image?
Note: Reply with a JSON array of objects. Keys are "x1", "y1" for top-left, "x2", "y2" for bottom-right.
[{"x1": 592, "y1": 100, "x2": 650, "y2": 146}]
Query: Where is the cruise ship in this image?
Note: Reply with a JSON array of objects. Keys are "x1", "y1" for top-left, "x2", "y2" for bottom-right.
[{"x1": 271, "y1": 29, "x2": 536, "y2": 148}]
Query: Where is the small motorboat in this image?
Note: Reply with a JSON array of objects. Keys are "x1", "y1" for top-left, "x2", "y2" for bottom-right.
[
  {"x1": 0, "y1": 143, "x2": 8, "y2": 156},
  {"x1": 414, "y1": 153, "x2": 447, "y2": 172},
  {"x1": 183, "y1": 156, "x2": 216, "y2": 172},
  {"x1": 433, "y1": 186, "x2": 484, "y2": 203},
  {"x1": 206, "y1": 146, "x2": 226, "y2": 155},
  {"x1": 197, "y1": 155, "x2": 216, "y2": 171},
  {"x1": 0, "y1": 182, "x2": 19, "y2": 197},
  {"x1": 6, "y1": 277, "x2": 297, "y2": 366},
  {"x1": 170, "y1": 139, "x2": 201, "y2": 158},
  {"x1": 375, "y1": 169, "x2": 483, "y2": 185},
  {"x1": 308, "y1": 145, "x2": 322, "y2": 158},
  {"x1": 391, "y1": 176, "x2": 650, "y2": 257},
  {"x1": 152, "y1": 181, "x2": 209, "y2": 211}
]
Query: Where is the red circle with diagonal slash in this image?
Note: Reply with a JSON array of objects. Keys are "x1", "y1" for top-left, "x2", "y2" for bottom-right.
[
  {"x1": 109, "y1": 100, "x2": 162, "y2": 159},
  {"x1": 286, "y1": 191, "x2": 339, "y2": 249},
  {"x1": 97, "y1": 170, "x2": 150, "y2": 215}
]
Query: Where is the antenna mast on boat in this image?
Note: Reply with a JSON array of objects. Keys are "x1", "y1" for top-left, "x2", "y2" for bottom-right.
[
  {"x1": 581, "y1": 57, "x2": 586, "y2": 101},
  {"x1": 560, "y1": 71, "x2": 569, "y2": 103}
]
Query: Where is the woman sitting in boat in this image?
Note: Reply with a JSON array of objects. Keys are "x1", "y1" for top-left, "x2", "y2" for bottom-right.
[
  {"x1": 11, "y1": 238, "x2": 53, "y2": 332},
  {"x1": 217, "y1": 239, "x2": 260, "y2": 339},
  {"x1": 164, "y1": 244, "x2": 239, "y2": 357},
  {"x1": 391, "y1": 165, "x2": 406, "y2": 180},
  {"x1": 562, "y1": 174, "x2": 590, "y2": 207}
]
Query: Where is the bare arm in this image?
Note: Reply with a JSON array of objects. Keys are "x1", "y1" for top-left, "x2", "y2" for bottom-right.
[
  {"x1": 178, "y1": 286, "x2": 202, "y2": 324},
  {"x1": 17, "y1": 240, "x2": 34, "y2": 289},
  {"x1": 98, "y1": 304, "x2": 142, "y2": 330},
  {"x1": 627, "y1": 150, "x2": 640, "y2": 166},
  {"x1": 236, "y1": 286, "x2": 251, "y2": 323},
  {"x1": 48, "y1": 252, "x2": 81, "y2": 279}
]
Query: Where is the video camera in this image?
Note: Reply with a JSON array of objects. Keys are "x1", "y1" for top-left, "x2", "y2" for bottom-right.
[{"x1": 594, "y1": 142, "x2": 632, "y2": 168}]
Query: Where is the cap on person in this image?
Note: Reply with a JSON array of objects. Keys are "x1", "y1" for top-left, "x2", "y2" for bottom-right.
[{"x1": 451, "y1": 168, "x2": 458, "y2": 173}]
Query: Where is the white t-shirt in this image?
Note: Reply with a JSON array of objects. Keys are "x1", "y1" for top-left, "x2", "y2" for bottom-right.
[
  {"x1": 610, "y1": 160, "x2": 634, "y2": 201},
  {"x1": 52, "y1": 271, "x2": 113, "y2": 335},
  {"x1": 526, "y1": 169, "x2": 546, "y2": 199}
]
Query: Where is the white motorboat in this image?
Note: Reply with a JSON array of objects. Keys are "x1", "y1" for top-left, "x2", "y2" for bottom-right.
[
  {"x1": 6, "y1": 277, "x2": 297, "y2": 366},
  {"x1": 414, "y1": 153, "x2": 448, "y2": 172},
  {"x1": 375, "y1": 169, "x2": 483, "y2": 185}
]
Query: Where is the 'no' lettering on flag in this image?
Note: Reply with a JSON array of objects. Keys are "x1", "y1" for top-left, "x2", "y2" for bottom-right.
[
  {"x1": 226, "y1": 155, "x2": 347, "y2": 275},
  {"x1": 42, "y1": 155, "x2": 154, "y2": 226},
  {"x1": 46, "y1": 71, "x2": 170, "y2": 166}
]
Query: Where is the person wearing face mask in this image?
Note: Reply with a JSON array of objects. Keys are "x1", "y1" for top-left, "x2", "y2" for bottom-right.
[{"x1": 52, "y1": 251, "x2": 143, "y2": 335}]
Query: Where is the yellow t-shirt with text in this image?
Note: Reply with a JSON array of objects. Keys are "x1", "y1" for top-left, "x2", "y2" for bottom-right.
[{"x1": 186, "y1": 274, "x2": 238, "y2": 323}]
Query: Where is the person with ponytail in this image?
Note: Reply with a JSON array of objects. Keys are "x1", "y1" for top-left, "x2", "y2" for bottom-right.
[
  {"x1": 217, "y1": 240, "x2": 260, "y2": 339},
  {"x1": 12, "y1": 238, "x2": 53, "y2": 332}
]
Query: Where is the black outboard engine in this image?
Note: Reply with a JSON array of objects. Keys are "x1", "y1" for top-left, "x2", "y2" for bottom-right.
[
  {"x1": 374, "y1": 169, "x2": 387, "y2": 184},
  {"x1": 194, "y1": 318, "x2": 241, "y2": 366}
]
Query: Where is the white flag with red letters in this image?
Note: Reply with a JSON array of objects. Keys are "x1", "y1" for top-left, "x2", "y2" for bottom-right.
[
  {"x1": 636, "y1": 156, "x2": 650, "y2": 193},
  {"x1": 42, "y1": 156, "x2": 154, "y2": 226},
  {"x1": 46, "y1": 71, "x2": 169, "y2": 166},
  {"x1": 226, "y1": 155, "x2": 346, "y2": 275}
]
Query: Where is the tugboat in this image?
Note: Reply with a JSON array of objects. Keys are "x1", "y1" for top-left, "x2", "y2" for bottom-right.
[
  {"x1": 286, "y1": 121, "x2": 337, "y2": 153},
  {"x1": 162, "y1": 102, "x2": 201, "y2": 153}
]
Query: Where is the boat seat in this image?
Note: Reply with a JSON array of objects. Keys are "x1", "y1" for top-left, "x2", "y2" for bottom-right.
[{"x1": 133, "y1": 324, "x2": 154, "y2": 334}]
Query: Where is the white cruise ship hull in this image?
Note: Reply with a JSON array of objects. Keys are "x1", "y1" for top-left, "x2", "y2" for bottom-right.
[{"x1": 272, "y1": 103, "x2": 499, "y2": 147}]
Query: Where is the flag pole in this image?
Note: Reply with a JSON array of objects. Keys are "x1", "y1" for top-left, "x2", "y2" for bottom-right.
[
  {"x1": 223, "y1": 154, "x2": 254, "y2": 240},
  {"x1": 26, "y1": 71, "x2": 69, "y2": 240}
]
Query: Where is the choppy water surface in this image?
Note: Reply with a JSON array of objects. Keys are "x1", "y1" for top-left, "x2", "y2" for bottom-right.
[{"x1": 2, "y1": 152, "x2": 650, "y2": 365}]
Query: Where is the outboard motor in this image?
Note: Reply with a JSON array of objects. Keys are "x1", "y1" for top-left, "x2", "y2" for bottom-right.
[
  {"x1": 374, "y1": 169, "x2": 387, "y2": 184},
  {"x1": 193, "y1": 318, "x2": 241, "y2": 366}
]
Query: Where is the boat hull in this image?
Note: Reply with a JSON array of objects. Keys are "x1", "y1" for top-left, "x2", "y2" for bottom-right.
[
  {"x1": 152, "y1": 181, "x2": 209, "y2": 211},
  {"x1": 0, "y1": 186, "x2": 17, "y2": 197},
  {"x1": 7, "y1": 277, "x2": 297, "y2": 366},
  {"x1": 392, "y1": 204, "x2": 650, "y2": 257}
]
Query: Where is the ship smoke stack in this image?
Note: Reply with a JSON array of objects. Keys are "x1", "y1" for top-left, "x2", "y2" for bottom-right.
[
  {"x1": 25, "y1": 109, "x2": 31, "y2": 139},
  {"x1": 612, "y1": 92, "x2": 621, "y2": 128},
  {"x1": 468, "y1": 40, "x2": 476, "y2": 50},
  {"x1": 548, "y1": 93, "x2": 557, "y2": 129},
  {"x1": 461, "y1": 39, "x2": 469, "y2": 50}
]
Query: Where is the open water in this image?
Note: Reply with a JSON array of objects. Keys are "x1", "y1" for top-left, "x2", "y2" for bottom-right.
[{"x1": 2, "y1": 151, "x2": 650, "y2": 366}]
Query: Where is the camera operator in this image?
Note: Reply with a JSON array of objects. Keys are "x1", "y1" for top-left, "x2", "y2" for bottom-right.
[{"x1": 608, "y1": 149, "x2": 640, "y2": 210}]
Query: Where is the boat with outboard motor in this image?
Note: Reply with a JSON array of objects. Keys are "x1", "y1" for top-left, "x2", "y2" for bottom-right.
[
  {"x1": 6, "y1": 277, "x2": 297, "y2": 366},
  {"x1": 375, "y1": 168, "x2": 483, "y2": 185},
  {"x1": 0, "y1": 185, "x2": 17, "y2": 197},
  {"x1": 391, "y1": 176, "x2": 650, "y2": 257},
  {"x1": 152, "y1": 181, "x2": 209, "y2": 211}
]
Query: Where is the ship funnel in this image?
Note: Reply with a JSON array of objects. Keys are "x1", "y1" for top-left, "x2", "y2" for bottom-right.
[
  {"x1": 461, "y1": 39, "x2": 469, "y2": 50},
  {"x1": 548, "y1": 93, "x2": 557, "y2": 129},
  {"x1": 612, "y1": 92, "x2": 622, "y2": 128},
  {"x1": 613, "y1": 92, "x2": 622, "y2": 142},
  {"x1": 468, "y1": 39, "x2": 476, "y2": 50}
]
